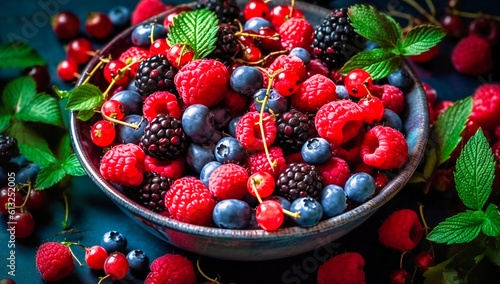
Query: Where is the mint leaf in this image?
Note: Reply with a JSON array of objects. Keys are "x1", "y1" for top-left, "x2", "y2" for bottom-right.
[
  {"x1": 455, "y1": 129, "x2": 495, "y2": 211},
  {"x1": 66, "y1": 84, "x2": 104, "y2": 111},
  {"x1": 8, "y1": 122, "x2": 57, "y2": 168},
  {"x1": 59, "y1": 134, "x2": 72, "y2": 161},
  {"x1": 53, "y1": 86, "x2": 71, "y2": 99},
  {"x1": 340, "y1": 49, "x2": 402, "y2": 79},
  {"x1": 482, "y1": 204, "x2": 500, "y2": 237},
  {"x1": 348, "y1": 4, "x2": 401, "y2": 49},
  {"x1": 77, "y1": 109, "x2": 96, "y2": 122},
  {"x1": 0, "y1": 108, "x2": 11, "y2": 133},
  {"x1": 35, "y1": 163, "x2": 66, "y2": 190},
  {"x1": 2, "y1": 76, "x2": 37, "y2": 114},
  {"x1": 0, "y1": 41, "x2": 45, "y2": 69},
  {"x1": 63, "y1": 154, "x2": 86, "y2": 176},
  {"x1": 15, "y1": 92, "x2": 63, "y2": 127},
  {"x1": 402, "y1": 25, "x2": 446, "y2": 56},
  {"x1": 427, "y1": 210, "x2": 485, "y2": 244},
  {"x1": 168, "y1": 9, "x2": 219, "y2": 60}
]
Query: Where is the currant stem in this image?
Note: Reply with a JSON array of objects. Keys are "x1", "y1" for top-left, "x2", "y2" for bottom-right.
[
  {"x1": 236, "y1": 50, "x2": 288, "y2": 65},
  {"x1": 150, "y1": 20, "x2": 157, "y2": 45},
  {"x1": 251, "y1": 178, "x2": 264, "y2": 204},
  {"x1": 102, "y1": 57, "x2": 144, "y2": 100},
  {"x1": 62, "y1": 192, "x2": 69, "y2": 229},
  {"x1": 425, "y1": 0, "x2": 436, "y2": 17},
  {"x1": 399, "y1": 251, "x2": 410, "y2": 269},
  {"x1": 283, "y1": 209, "x2": 300, "y2": 219},
  {"x1": 418, "y1": 203, "x2": 435, "y2": 255},
  {"x1": 196, "y1": 258, "x2": 222, "y2": 284},
  {"x1": 289, "y1": 0, "x2": 295, "y2": 19},
  {"x1": 234, "y1": 31, "x2": 280, "y2": 40},
  {"x1": 62, "y1": 241, "x2": 87, "y2": 251},
  {"x1": 20, "y1": 182, "x2": 31, "y2": 209},
  {"x1": 97, "y1": 275, "x2": 110, "y2": 284},
  {"x1": 448, "y1": 8, "x2": 500, "y2": 21},
  {"x1": 101, "y1": 112, "x2": 142, "y2": 130},
  {"x1": 82, "y1": 59, "x2": 105, "y2": 85},
  {"x1": 67, "y1": 246, "x2": 83, "y2": 267},
  {"x1": 401, "y1": 0, "x2": 441, "y2": 26}
]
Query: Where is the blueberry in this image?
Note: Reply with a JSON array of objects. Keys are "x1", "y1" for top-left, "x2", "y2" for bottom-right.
[
  {"x1": 116, "y1": 115, "x2": 147, "y2": 144},
  {"x1": 126, "y1": 249, "x2": 149, "y2": 273},
  {"x1": 131, "y1": 23, "x2": 168, "y2": 47},
  {"x1": 244, "y1": 17, "x2": 272, "y2": 32},
  {"x1": 301, "y1": 138, "x2": 332, "y2": 165},
  {"x1": 230, "y1": 66, "x2": 263, "y2": 97},
  {"x1": 253, "y1": 88, "x2": 288, "y2": 114},
  {"x1": 101, "y1": 231, "x2": 127, "y2": 253},
  {"x1": 182, "y1": 104, "x2": 216, "y2": 144},
  {"x1": 344, "y1": 173, "x2": 376, "y2": 203},
  {"x1": 289, "y1": 47, "x2": 311, "y2": 65},
  {"x1": 108, "y1": 6, "x2": 130, "y2": 27},
  {"x1": 127, "y1": 80, "x2": 138, "y2": 92},
  {"x1": 210, "y1": 106, "x2": 232, "y2": 129},
  {"x1": 200, "y1": 161, "x2": 221, "y2": 187},
  {"x1": 186, "y1": 143, "x2": 216, "y2": 173},
  {"x1": 335, "y1": 85, "x2": 350, "y2": 100},
  {"x1": 210, "y1": 130, "x2": 223, "y2": 145},
  {"x1": 242, "y1": 192, "x2": 260, "y2": 207},
  {"x1": 290, "y1": 197, "x2": 323, "y2": 227},
  {"x1": 247, "y1": 212, "x2": 260, "y2": 229},
  {"x1": 320, "y1": 185, "x2": 347, "y2": 217},
  {"x1": 228, "y1": 116, "x2": 242, "y2": 137},
  {"x1": 215, "y1": 137, "x2": 245, "y2": 164},
  {"x1": 382, "y1": 109, "x2": 403, "y2": 131},
  {"x1": 16, "y1": 163, "x2": 40, "y2": 184},
  {"x1": 213, "y1": 199, "x2": 251, "y2": 229},
  {"x1": 387, "y1": 68, "x2": 413, "y2": 92},
  {"x1": 364, "y1": 40, "x2": 379, "y2": 51},
  {"x1": 110, "y1": 91, "x2": 143, "y2": 115},
  {"x1": 10, "y1": 155, "x2": 29, "y2": 168}
]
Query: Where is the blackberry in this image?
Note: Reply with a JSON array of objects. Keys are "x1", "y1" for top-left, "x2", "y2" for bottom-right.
[
  {"x1": 135, "y1": 55, "x2": 177, "y2": 97},
  {"x1": 140, "y1": 114, "x2": 187, "y2": 162},
  {"x1": 196, "y1": 0, "x2": 243, "y2": 25},
  {"x1": 277, "y1": 163, "x2": 323, "y2": 201},
  {"x1": 311, "y1": 8, "x2": 366, "y2": 69},
  {"x1": 209, "y1": 24, "x2": 241, "y2": 62},
  {"x1": 275, "y1": 110, "x2": 317, "y2": 154},
  {"x1": 0, "y1": 135, "x2": 19, "y2": 162},
  {"x1": 133, "y1": 172, "x2": 172, "y2": 212}
]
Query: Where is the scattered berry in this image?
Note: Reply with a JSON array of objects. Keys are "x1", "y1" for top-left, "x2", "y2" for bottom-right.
[
  {"x1": 85, "y1": 12, "x2": 113, "y2": 39},
  {"x1": 36, "y1": 242, "x2": 75, "y2": 282},
  {"x1": 85, "y1": 245, "x2": 108, "y2": 270},
  {"x1": 301, "y1": 137, "x2": 332, "y2": 165},
  {"x1": 52, "y1": 11, "x2": 80, "y2": 39},
  {"x1": 470, "y1": 84, "x2": 500, "y2": 131},
  {"x1": 57, "y1": 59, "x2": 78, "y2": 81},
  {"x1": 145, "y1": 254, "x2": 196, "y2": 284},
  {"x1": 67, "y1": 38, "x2": 93, "y2": 64},
  {"x1": 215, "y1": 137, "x2": 246, "y2": 164},
  {"x1": 273, "y1": 70, "x2": 301, "y2": 97},
  {"x1": 244, "y1": 0, "x2": 270, "y2": 20},
  {"x1": 144, "y1": 91, "x2": 182, "y2": 121},
  {"x1": 230, "y1": 66, "x2": 263, "y2": 97},
  {"x1": 452, "y1": 35, "x2": 493, "y2": 75},
  {"x1": 390, "y1": 268, "x2": 409, "y2": 284},
  {"x1": 135, "y1": 54, "x2": 178, "y2": 97},
  {"x1": 196, "y1": 0, "x2": 242, "y2": 25},
  {"x1": 127, "y1": 249, "x2": 150, "y2": 273},
  {"x1": 131, "y1": 0, "x2": 169, "y2": 25},
  {"x1": 243, "y1": 146, "x2": 288, "y2": 179},
  {"x1": 103, "y1": 252, "x2": 129, "y2": 280},
  {"x1": 279, "y1": 18, "x2": 314, "y2": 51},
  {"x1": 253, "y1": 88, "x2": 288, "y2": 114},
  {"x1": 248, "y1": 172, "x2": 275, "y2": 198},
  {"x1": 415, "y1": 251, "x2": 434, "y2": 271},
  {"x1": 0, "y1": 135, "x2": 18, "y2": 162},
  {"x1": 440, "y1": 14, "x2": 464, "y2": 37},
  {"x1": 378, "y1": 209, "x2": 424, "y2": 252},
  {"x1": 200, "y1": 161, "x2": 221, "y2": 188},
  {"x1": 119, "y1": 46, "x2": 149, "y2": 76},
  {"x1": 144, "y1": 155, "x2": 185, "y2": 180},
  {"x1": 358, "y1": 96, "x2": 384, "y2": 124},
  {"x1": 387, "y1": 68, "x2": 413, "y2": 92},
  {"x1": 134, "y1": 172, "x2": 172, "y2": 212},
  {"x1": 371, "y1": 84, "x2": 405, "y2": 114},
  {"x1": 167, "y1": 44, "x2": 195, "y2": 68},
  {"x1": 317, "y1": 252, "x2": 366, "y2": 284},
  {"x1": 101, "y1": 100, "x2": 125, "y2": 120},
  {"x1": 101, "y1": 231, "x2": 128, "y2": 253},
  {"x1": 268, "y1": 54, "x2": 307, "y2": 81},
  {"x1": 104, "y1": 60, "x2": 130, "y2": 85},
  {"x1": 116, "y1": 115, "x2": 148, "y2": 144}
]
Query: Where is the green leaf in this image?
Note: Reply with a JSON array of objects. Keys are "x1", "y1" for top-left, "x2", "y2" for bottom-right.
[
  {"x1": 66, "y1": 84, "x2": 104, "y2": 111},
  {"x1": 2, "y1": 76, "x2": 37, "y2": 114},
  {"x1": 77, "y1": 109, "x2": 96, "y2": 122},
  {"x1": 167, "y1": 9, "x2": 219, "y2": 60},
  {"x1": 0, "y1": 41, "x2": 45, "y2": 69},
  {"x1": 424, "y1": 147, "x2": 438, "y2": 179},
  {"x1": 35, "y1": 163, "x2": 66, "y2": 190},
  {"x1": 59, "y1": 134, "x2": 72, "y2": 161},
  {"x1": 348, "y1": 4, "x2": 402, "y2": 49},
  {"x1": 402, "y1": 25, "x2": 446, "y2": 56},
  {"x1": 339, "y1": 49, "x2": 402, "y2": 79},
  {"x1": 63, "y1": 154, "x2": 86, "y2": 176},
  {"x1": 409, "y1": 172, "x2": 427, "y2": 183},
  {"x1": 53, "y1": 86, "x2": 71, "y2": 99},
  {"x1": 0, "y1": 108, "x2": 11, "y2": 133},
  {"x1": 8, "y1": 122, "x2": 57, "y2": 168},
  {"x1": 483, "y1": 204, "x2": 500, "y2": 237},
  {"x1": 427, "y1": 210, "x2": 485, "y2": 244},
  {"x1": 15, "y1": 92, "x2": 63, "y2": 127},
  {"x1": 455, "y1": 129, "x2": 495, "y2": 211}
]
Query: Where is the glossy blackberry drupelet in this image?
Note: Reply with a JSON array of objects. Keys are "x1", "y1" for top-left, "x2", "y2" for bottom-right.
[
  {"x1": 140, "y1": 114, "x2": 187, "y2": 162},
  {"x1": 196, "y1": 0, "x2": 243, "y2": 24},
  {"x1": 311, "y1": 8, "x2": 366, "y2": 68},
  {"x1": 275, "y1": 110, "x2": 317, "y2": 154},
  {"x1": 134, "y1": 55, "x2": 177, "y2": 97},
  {"x1": 134, "y1": 172, "x2": 172, "y2": 213},
  {"x1": 0, "y1": 135, "x2": 19, "y2": 162},
  {"x1": 277, "y1": 163, "x2": 323, "y2": 201},
  {"x1": 210, "y1": 24, "x2": 241, "y2": 62}
]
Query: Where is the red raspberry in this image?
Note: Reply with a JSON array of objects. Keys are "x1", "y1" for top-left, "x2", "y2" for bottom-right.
[
  {"x1": 145, "y1": 155, "x2": 185, "y2": 180},
  {"x1": 36, "y1": 242, "x2": 75, "y2": 282},
  {"x1": 268, "y1": 55, "x2": 306, "y2": 81},
  {"x1": 330, "y1": 69, "x2": 346, "y2": 85},
  {"x1": 317, "y1": 157, "x2": 350, "y2": 187},
  {"x1": 285, "y1": 152, "x2": 305, "y2": 164},
  {"x1": 462, "y1": 119, "x2": 481, "y2": 143},
  {"x1": 315, "y1": 100, "x2": 364, "y2": 145},
  {"x1": 422, "y1": 82, "x2": 437, "y2": 106},
  {"x1": 353, "y1": 162, "x2": 374, "y2": 175},
  {"x1": 143, "y1": 91, "x2": 182, "y2": 121},
  {"x1": 243, "y1": 147, "x2": 288, "y2": 179},
  {"x1": 292, "y1": 74, "x2": 337, "y2": 112},
  {"x1": 236, "y1": 112, "x2": 277, "y2": 151},
  {"x1": 174, "y1": 59, "x2": 229, "y2": 108},
  {"x1": 209, "y1": 164, "x2": 249, "y2": 200},
  {"x1": 470, "y1": 84, "x2": 500, "y2": 130},
  {"x1": 118, "y1": 46, "x2": 149, "y2": 76},
  {"x1": 371, "y1": 84, "x2": 404, "y2": 114},
  {"x1": 279, "y1": 18, "x2": 314, "y2": 52},
  {"x1": 100, "y1": 144, "x2": 145, "y2": 186},
  {"x1": 131, "y1": 0, "x2": 168, "y2": 25},
  {"x1": 495, "y1": 125, "x2": 500, "y2": 139},
  {"x1": 434, "y1": 100, "x2": 454, "y2": 116},
  {"x1": 165, "y1": 177, "x2": 216, "y2": 226},
  {"x1": 330, "y1": 128, "x2": 365, "y2": 164},
  {"x1": 361, "y1": 126, "x2": 408, "y2": 169},
  {"x1": 317, "y1": 252, "x2": 366, "y2": 284},
  {"x1": 145, "y1": 254, "x2": 196, "y2": 284},
  {"x1": 452, "y1": 35, "x2": 492, "y2": 75},
  {"x1": 306, "y1": 59, "x2": 329, "y2": 78},
  {"x1": 378, "y1": 209, "x2": 424, "y2": 252},
  {"x1": 224, "y1": 89, "x2": 248, "y2": 116}
]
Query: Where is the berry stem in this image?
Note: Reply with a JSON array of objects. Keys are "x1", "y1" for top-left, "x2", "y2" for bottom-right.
[
  {"x1": 418, "y1": 203, "x2": 435, "y2": 256},
  {"x1": 425, "y1": 0, "x2": 436, "y2": 17},
  {"x1": 66, "y1": 246, "x2": 83, "y2": 267},
  {"x1": 251, "y1": 178, "x2": 264, "y2": 204},
  {"x1": 234, "y1": 31, "x2": 280, "y2": 40},
  {"x1": 100, "y1": 111, "x2": 142, "y2": 130},
  {"x1": 16, "y1": 183, "x2": 31, "y2": 209},
  {"x1": 98, "y1": 275, "x2": 110, "y2": 284},
  {"x1": 235, "y1": 50, "x2": 288, "y2": 65},
  {"x1": 150, "y1": 20, "x2": 157, "y2": 45},
  {"x1": 82, "y1": 57, "x2": 108, "y2": 85},
  {"x1": 251, "y1": 177, "x2": 300, "y2": 219},
  {"x1": 283, "y1": 209, "x2": 300, "y2": 219},
  {"x1": 196, "y1": 258, "x2": 222, "y2": 284},
  {"x1": 289, "y1": 0, "x2": 295, "y2": 19},
  {"x1": 62, "y1": 192, "x2": 69, "y2": 229},
  {"x1": 400, "y1": 0, "x2": 441, "y2": 26},
  {"x1": 102, "y1": 57, "x2": 144, "y2": 100},
  {"x1": 447, "y1": 8, "x2": 500, "y2": 21},
  {"x1": 399, "y1": 251, "x2": 411, "y2": 269}
]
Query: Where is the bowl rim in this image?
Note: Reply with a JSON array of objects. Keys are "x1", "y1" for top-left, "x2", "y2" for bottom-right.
[{"x1": 70, "y1": 1, "x2": 430, "y2": 241}]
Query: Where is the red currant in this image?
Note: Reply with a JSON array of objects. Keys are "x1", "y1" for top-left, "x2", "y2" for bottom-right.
[
  {"x1": 273, "y1": 70, "x2": 300, "y2": 96},
  {"x1": 409, "y1": 45, "x2": 439, "y2": 63},
  {"x1": 358, "y1": 96, "x2": 384, "y2": 124},
  {"x1": 238, "y1": 30, "x2": 259, "y2": 47},
  {"x1": 52, "y1": 11, "x2": 80, "y2": 40},
  {"x1": 256, "y1": 200, "x2": 284, "y2": 231},
  {"x1": 258, "y1": 27, "x2": 281, "y2": 51},
  {"x1": 374, "y1": 172, "x2": 388, "y2": 194},
  {"x1": 25, "y1": 189, "x2": 48, "y2": 211},
  {"x1": 101, "y1": 100, "x2": 125, "y2": 120},
  {"x1": 21, "y1": 65, "x2": 51, "y2": 92},
  {"x1": 150, "y1": 39, "x2": 171, "y2": 56},
  {"x1": 163, "y1": 7, "x2": 193, "y2": 27},
  {"x1": 167, "y1": 44, "x2": 195, "y2": 69},
  {"x1": 345, "y1": 69, "x2": 373, "y2": 97},
  {"x1": 244, "y1": 0, "x2": 271, "y2": 21},
  {"x1": 85, "y1": 12, "x2": 113, "y2": 39},
  {"x1": 103, "y1": 252, "x2": 129, "y2": 280},
  {"x1": 415, "y1": 251, "x2": 434, "y2": 271},
  {"x1": 243, "y1": 46, "x2": 262, "y2": 62},
  {"x1": 85, "y1": 245, "x2": 108, "y2": 270},
  {"x1": 57, "y1": 59, "x2": 79, "y2": 81},
  {"x1": 0, "y1": 187, "x2": 22, "y2": 215},
  {"x1": 247, "y1": 172, "x2": 275, "y2": 198},
  {"x1": 91, "y1": 121, "x2": 116, "y2": 147},
  {"x1": 440, "y1": 14, "x2": 464, "y2": 38},
  {"x1": 270, "y1": 6, "x2": 304, "y2": 27},
  {"x1": 67, "y1": 38, "x2": 94, "y2": 64},
  {"x1": 12, "y1": 211, "x2": 35, "y2": 238},
  {"x1": 390, "y1": 268, "x2": 409, "y2": 284},
  {"x1": 104, "y1": 60, "x2": 130, "y2": 86},
  {"x1": 469, "y1": 18, "x2": 498, "y2": 45}
]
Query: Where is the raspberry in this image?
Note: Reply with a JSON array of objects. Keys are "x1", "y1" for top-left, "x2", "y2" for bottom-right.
[
  {"x1": 133, "y1": 172, "x2": 172, "y2": 212},
  {"x1": 224, "y1": 89, "x2": 248, "y2": 115},
  {"x1": 135, "y1": 55, "x2": 178, "y2": 97},
  {"x1": 470, "y1": 84, "x2": 500, "y2": 130},
  {"x1": 209, "y1": 163, "x2": 249, "y2": 200},
  {"x1": 145, "y1": 155, "x2": 185, "y2": 180},
  {"x1": 452, "y1": 35, "x2": 492, "y2": 75},
  {"x1": 243, "y1": 147, "x2": 288, "y2": 179},
  {"x1": 140, "y1": 114, "x2": 187, "y2": 162},
  {"x1": 434, "y1": 100, "x2": 453, "y2": 116},
  {"x1": 100, "y1": 144, "x2": 145, "y2": 186},
  {"x1": 118, "y1": 46, "x2": 149, "y2": 76},
  {"x1": 36, "y1": 242, "x2": 75, "y2": 282},
  {"x1": 165, "y1": 177, "x2": 216, "y2": 226},
  {"x1": 422, "y1": 82, "x2": 437, "y2": 106},
  {"x1": 268, "y1": 55, "x2": 307, "y2": 81},
  {"x1": 292, "y1": 74, "x2": 337, "y2": 112},
  {"x1": 317, "y1": 252, "x2": 366, "y2": 284},
  {"x1": 275, "y1": 110, "x2": 316, "y2": 154},
  {"x1": 353, "y1": 161, "x2": 374, "y2": 175},
  {"x1": 276, "y1": 163, "x2": 323, "y2": 201},
  {"x1": 378, "y1": 209, "x2": 424, "y2": 251},
  {"x1": 317, "y1": 157, "x2": 350, "y2": 187},
  {"x1": 330, "y1": 128, "x2": 365, "y2": 164},
  {"x1": 285, "y1": 152, "x2": 305, "y2": 164},
  {"x1": 279, "y1": 18, "x2": 314, "y2": 52},
  {"x1": 371, "y1": 84, "x2": 405, "y2": 114},
  {"x1": 360, "y1": 126, "x2": 408, "y2": 169},
  {"x1": 315, "y1": 100, "x2": 364, "y2": 145},
  {"x1": 143, "y1": 91, "x2": 182, "y2": 121},
  {"x1": 236, "y1": 112, "x2": 277, "y2": 151},
  {"x1": 0, "y1": 135, "x2": 18, "y2": 162},
  {"x1": 306, "y1": 59, "x2": 329, "y2": 78},
  {"x1": 174, "y1": 59, "x2": 229, "y2": 107},
  {"x1": 145, "y1": 254, "x2": 196, "y2": 284},
  {"x1": 131, "y1": 0, "x2": 168, "y2": 25}
]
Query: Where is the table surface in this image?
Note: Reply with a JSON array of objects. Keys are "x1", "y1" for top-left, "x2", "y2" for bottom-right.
[{"x1": 0, "y1": 0, "x2": 499, "y2": 283}]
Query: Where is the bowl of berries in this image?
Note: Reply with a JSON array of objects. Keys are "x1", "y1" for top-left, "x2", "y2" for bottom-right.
[{"x1": 69, "y1": 0, "x2": 430, "y2": 260}]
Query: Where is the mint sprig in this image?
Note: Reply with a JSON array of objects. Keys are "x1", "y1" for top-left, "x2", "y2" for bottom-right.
[
  {"x1": 64, "y1": 84, "x2": 103, "y2": 121},
  {"x1": 0, "y1": 41, "x2": 46, "y2": 69}
]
